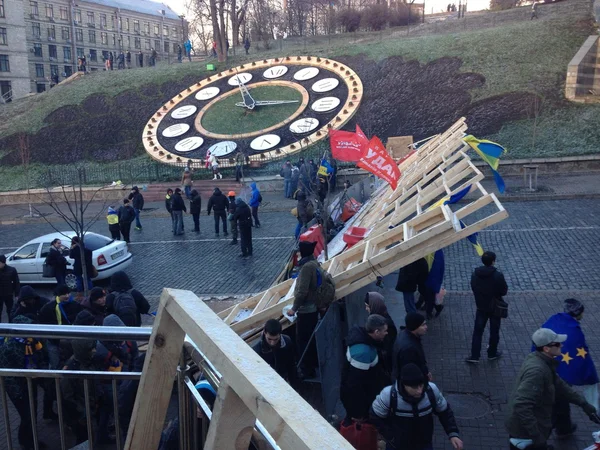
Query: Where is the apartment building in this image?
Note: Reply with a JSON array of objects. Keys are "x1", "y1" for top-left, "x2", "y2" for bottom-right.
[
  {"x1": 0, "y1": 0, "x2": 30, "y2": 101},
  {"x1": 1, "y1": 0, "x2": 186, "y2": 101}
]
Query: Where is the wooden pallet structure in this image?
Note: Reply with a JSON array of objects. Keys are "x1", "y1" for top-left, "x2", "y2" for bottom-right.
[{"x1": 219, "y1": 117, "x2": 509, "y2": 341}]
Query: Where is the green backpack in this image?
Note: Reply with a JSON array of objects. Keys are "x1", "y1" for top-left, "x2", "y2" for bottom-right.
[{"x1": 315, "y1": 265, "x2": 336, "y2": 310}]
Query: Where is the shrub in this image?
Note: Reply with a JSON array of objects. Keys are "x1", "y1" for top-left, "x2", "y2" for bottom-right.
[
  {"x1": 362, "y1": 4, "x2": 388, "y2": 31},
  {"x1": 337, "y1": 9, "x2": 362, "y2": 32}
]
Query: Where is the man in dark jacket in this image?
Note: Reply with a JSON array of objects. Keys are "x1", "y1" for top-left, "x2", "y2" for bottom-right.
[
  {"x1": 106, "y1": 271, "x2": 150, "y2": 327},
  {"x1": 506, "y1": 328, "x2": 600, "y2": 449},
  {"x1": 171, "y1": 188, "x2": 187, "y2": 236},
  {"x1": 10, "y1": 285, "x2": 50, "y2": 323},
  {"x1": 370, "y1": 363, "x2": 463, "y2": 450},
  {"x1": 233, "y1": 198, "x2": 253, "y2": 257},
  {"x1": 129, "y1": 186, "x2": 144, "y2": 230},
  {"x1": 138, "y1": 50, "x2": 143, "y2": 67},
  {"x1": 118, "y1": 198, "x2": 135, "y2": 243},
  {"x1": 394, "y1": 312, "x2": 430, "y2": 382},
  {"x1": 207, "y1": 187, "x2": 229, "y2": 236},
  {"x1": 46, "y1": 238, "x2": 68, "y2": 285},
  {"x1": 340, "y1": 314, "x2": 388, "y2": 421},
  {"x1": 396, "y1": 258, "x2": 429, "y2": 314},
  {"x1": 253, "y1": 319, "x2": 297, "y2": 385},
  {"x1": 69, "y1": 236, "x2": 94, "y2": 293},
  {"x1": 286, "y1": 240, "x2": 319, "y2": 378},
  {"x1": 280, "y1": 160, "x2": 293, "y2": 198},
  {"x1": 294, "y1": 191, "x2": 312, "y2": 239},
  {"x1": 80, "y1": 287, "x2": 107, "y2": 325},
  {"x1": 190, "y1": 189, "x2": 202, "y2": 233},
  {"x1": 0, "y1": 254, "x2": 20, "y2": 322},
  {"x1": 466, "y1": 251, "x2": 508, "y2": 363},
  {"x1": 228, "y1": 191, "x2": 238, "y2": 245}
]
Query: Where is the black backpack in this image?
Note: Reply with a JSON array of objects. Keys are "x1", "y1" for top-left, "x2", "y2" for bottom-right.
[
  {"x1": 113, "y1": 290, "x2": 138, "y2": 326},
  {"x1": 388, "y1": 384, "x2": 437, "y2": 418}
]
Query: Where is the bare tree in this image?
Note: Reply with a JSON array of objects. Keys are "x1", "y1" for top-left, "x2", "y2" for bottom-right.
[
  {"x1": 18, "y1": 133, "x2": 38, "y2": 219},
  {"x1": 33, "y1": 166, "x2": 108, "y2": 296}
]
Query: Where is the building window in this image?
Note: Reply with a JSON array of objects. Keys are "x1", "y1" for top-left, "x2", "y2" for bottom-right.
[
  {"x1": 45, "y1": 4, "x2": 53, "y2": 18},
  {"x1": 110, "y1": 15, "x2": 115, "y2": 29},
  {"x1": 34, "y1": 43, "x2": 43, "y2": 57},
  {"x1": 37, "y1": 83, "x2": 46, "y2": 93},
  {"x1": 76, "y1": 47, "x2": 84, "y2": 57},
  {"x1": 63, "y1": 46, "x2": 71, "y2": 61},
  {"x1": 145, "y1": 39, "x2": 150, "y2": 50},
  {"x1": 163, "y1": 26, "x2": 168, "y2": 37},
  {"x1": 164, "y1": 41, "x2": 169, "y2": 53},
  {"x1": 153, "y1": 24, "x2": 159, "y2": 35},
  {"x1": 87, "y1": 12, "x2": 94, "y2": 24},
  {"x1": 154, "y1": 39, "x2": 160, "y2": 50},
  {"x1": 64, "y1": 65, "x2": 72, "y2": 76},
  {"x1": 88, "y1": 30, "x2": 95, "y2": 43},
  {"x1": 75, "y1": 9, "x2": 81, "y2": 23},
  {"x1": 75, "y1": 28, "x2": 83, "y2": 41},
  {"x1": 0, "y1": 28, "x2": 6, "y2": 46},
  {"x1": 100, "y1": 14, "x2": 106, "y2": 28},
  {"x1": 35, "y1": 63, "x2": 44, "y2": 77},
  {"x1": 0, "y1": 55, "x2": 9, "y2": 72},
  {"x1": 144, "y1": 22, "x2": 150, "y2": 33},
  {"x1": 50, "y1": 63, "x2": 58, "y2": 75},
  {"x1": 112, "y1": 34, "x2": 116, "y2": 46},
  {"x1": 125, "y1": 18, "x2": 129, "y2": 31},
  {"x1": 30, "y1": 1, "x2": 39, "y2": 16},
  {"x1": 89, "y1": 49, "x2": 97, "y2": 61},
  {"x1": 49, "y1": 44, "x2": 56, "y2": 58},
  {"x1": 47, "y1": 25, "x2": 55, "y2": 39},
  {"x1": 134, "y1": 37, "x2": 140, "y2": 49},
  {"x1": 62, "y1": 27, "x2": 69, "y2": 40},
  {"x1": 133, "y1": 20, "x2": 140, "y2": 32},
  {"x1": 60, "y1": 6, "x2": 67, "y2": 20},
  {"x1": 127, "y1": 36, "x2": 131, "y2": 48},
  {"x1": 0, "y1": 0, "x2": 4, "y2": 18},
  {"x1": 32, "y1": 22, "x2": 41, "y2": 38},
  {"x1": 172, "y1": 27, "x2": 178, "y2": 38},
  {"x1": 101, "y1": 50, "x2": 108, "y2": 61},
  {"x1": 100, "y1": 32, "x2": 107, "y2": 45},
  {"x1": 0, "y1": 81, "x2": 11, "y2": 102}
]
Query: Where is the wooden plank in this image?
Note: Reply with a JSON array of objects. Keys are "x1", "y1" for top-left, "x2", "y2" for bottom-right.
[
  {"x1": 204, "y1": 382, "x2": 255, "y2": 450},
  {"x1": 125, "y1": 289, "x2": 187, "y2": 450}
]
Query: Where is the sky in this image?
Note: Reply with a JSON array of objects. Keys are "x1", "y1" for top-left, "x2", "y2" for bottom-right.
[{"x1": 162, "y1": 0, "x2": 491, "y2": 18}]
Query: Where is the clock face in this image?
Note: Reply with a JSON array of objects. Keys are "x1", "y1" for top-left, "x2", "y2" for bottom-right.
[{"x1": 143, "y1": 56, "x2": 363, "y2": 167}]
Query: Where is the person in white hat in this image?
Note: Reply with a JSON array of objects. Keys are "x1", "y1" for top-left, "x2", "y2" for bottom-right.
[{"x1": 505, "y1": 328, "x2": 600, "y2": 449}]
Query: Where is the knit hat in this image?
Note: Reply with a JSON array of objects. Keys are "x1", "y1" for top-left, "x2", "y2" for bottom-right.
[
  {"x1": 89, "y1": 287, "x2": 105, "y2": 303},
  {"x1": 74, "y1": 310, "x2": 96, "y2": 326},
  {"x1": 54, "y1": 284, "x2": 71, "y2": 296},
  {"x1": 405, "y1": 312, "x2": 425, "y2": 331},
  {"x1": 0, "y1": 255, "x2": 6, "y2": 264},
  {"x1": 103, "y1": 314, "x2": 125, "y2": 327},
  {"x1": 298, "y1": 241, "x2": 317, "y2": 258},
  {"x1": 18, "y1": 285, "x2": 38, "y2": 302},
  {"x1": 563, "y1": 298, "x2": 584, "y2": 317},
  {"x1": 400, "y1": 363, "x2": 425, "y2": 387},
  {"x1": 108, "y1": 206, "x2": 117, "y2": 214}
]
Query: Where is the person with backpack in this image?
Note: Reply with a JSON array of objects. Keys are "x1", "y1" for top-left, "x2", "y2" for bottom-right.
[
  {"x1": 106, "y1": 271, "x2": 150, "y2": 327},
  {"x1": 118, "y1": 198, "x2": 135, "y2": 243},
  {"x1": 370, "y1": 363, "x2": 463, "y2": 450},
  {"x1": 295, "y1": 191, "x2": 314, "y2": 239},
  {"x1": 249, "y1": 182, "x2": 262, "y2": 227},
  {"x1": 233, "y1": 198, "x2": 253, "y2": 257},
  {"x1": 107, "y1": 206, "x2": 121, "y2": 240}
]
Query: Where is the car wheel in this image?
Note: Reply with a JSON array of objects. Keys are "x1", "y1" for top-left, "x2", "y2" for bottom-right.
[{"x1": 65, "y1": 271, "x2": 77, "y2": 291}]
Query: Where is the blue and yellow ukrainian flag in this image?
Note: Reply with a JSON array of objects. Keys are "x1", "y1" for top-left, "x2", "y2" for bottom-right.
[
  {"x1": 463, "y1": 135, "x2": 506, "y2": 194},
  {"x1": 318, "y1": 158, "x2": 334, "y2": 177}
]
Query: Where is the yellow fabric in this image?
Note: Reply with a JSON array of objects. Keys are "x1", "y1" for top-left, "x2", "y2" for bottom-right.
[
  {"x1": 55, "y1": 296, "x2": 63, "y2": 325},
  {"x1": 107, "y1": 214, "x2": 119, "y2": 225}
]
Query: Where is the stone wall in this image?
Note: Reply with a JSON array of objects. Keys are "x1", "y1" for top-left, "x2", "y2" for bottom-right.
[{"x1": 566, "y1": 35, "x2": 600, "y2": 102}]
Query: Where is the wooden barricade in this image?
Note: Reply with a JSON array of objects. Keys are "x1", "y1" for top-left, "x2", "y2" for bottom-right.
[{"x1": 125, "y1": 288, "x2": 354, "y2": 450}]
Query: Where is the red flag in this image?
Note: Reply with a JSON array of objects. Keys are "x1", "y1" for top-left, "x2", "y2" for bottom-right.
[
  {"x1": 328, "y1": 129, "x2": 364, "y2": 162},
  {"x1": 355, "y1": 124, "x2": 369, "y2": 147},
  {"x1": 358, "y1": 136, "x2": 401, "y2": 190}
]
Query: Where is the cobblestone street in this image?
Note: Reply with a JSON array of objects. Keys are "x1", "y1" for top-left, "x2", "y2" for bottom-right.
[{"x1": 1, "y1": 199, "x2": 599, "y2": 449}]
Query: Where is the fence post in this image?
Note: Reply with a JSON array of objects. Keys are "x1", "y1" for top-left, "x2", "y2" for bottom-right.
[
  {"x1": 118, "y1": 164, "x2": 122, "y2": 182},
  {"x1": 82, "y1": 167, "x2": 87, "y2": 184}
]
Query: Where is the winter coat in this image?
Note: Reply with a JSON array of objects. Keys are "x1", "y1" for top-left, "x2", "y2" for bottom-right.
[
  {"x1": 280, "y1": 163, "x2": 292, "y2": 180},
  {"x1": 171, "y1": 192, "x2": 187, "y2": 212},
  {"x1": 130, "y1": 190, "x2": 144, "y2": 210},
  {"x1": 39, "y1": 296, "x2": 83, "y2": 326},
  {"x1": 296, "y1": 191, "x2": 310, "y2": 225},
  {"x1": 393, "y1": 329, "x2": 429, "y2": 381},
  {"x1": 248, "y1": 183, "x2": 261, "y2": 207},
  {"x1": 291, "y1": 166, "x2": 300, "y2": 183},
  {"x1": 118, "y1": 204, "x2": 135, "y2": 224},
  {"x1": 0, "y1": 264, "x2": 20, "y2": 299},
  {"x1": 96, "y1": 314, "x2": 139, "y2": 372},
  {"x1": 340, "y1": 325, "x2": 385, "y2": 420},
  {"x1": 232, "y1": 199, "x2": 252, "y2": 228},
  {"x1": 228, "y1": 197, "x2": 237, "y2": 215},
  {"x1": 46, "y1": 246, "x2": 68, "y2": 276},
  {"x1": 10, "y1": 286, "x2": 51, "y2": 323},
  {"x1": 69, "y1": 244, "x2": 94, "y2": 277},
  {"x1": 190, "y1": 191, "x2": 202, "y2": 215},
  {"x1": 165, "y1": 194, "x2": 172, "y2": 213},
  {"x1": 366, "y1": 292, "x2": 397, "y2": 379},
  {"x1": 370, "y1": 382, "x2": 460, "y2": 450},
  {"x1": 61, "y1": 339, "x2": 102, "y2": 418},
  {"x1": 106, "y1": 271, "x2": 150, "y2": 327},
  {"x1": 118, "y1": 353, "x2": 146, "y2": 435},
  {"x1": 252, "y1": 334, "x2": 297, "y2": 384},
  {"x1": 80, "y1": 296, "x2": 107, "y2": 326},
  {"x1": 395, "y1": 258, "x2": 428, "y2": 293},
  {"x1": 470, "y1": 265, "x2": 508, "y2": 313},
  {"x1": 292, "y1": 256, "x2": 318, "y2": 314},
  {"x1": 207, "y1": 188, "x2": 229, "y2": 214},
  {"x1": 505, "y1": 351, "x2": 590, "y2": 445}
]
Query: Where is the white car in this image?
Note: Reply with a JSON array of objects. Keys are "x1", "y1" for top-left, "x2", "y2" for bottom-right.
[{"x1": 4, "y1": 231, "x2": 132, "y2": 290}]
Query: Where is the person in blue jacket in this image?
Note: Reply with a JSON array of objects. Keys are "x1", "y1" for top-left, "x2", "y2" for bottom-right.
[{"x1": 248, "y1": 182, "x2": 262, "y2": 228}]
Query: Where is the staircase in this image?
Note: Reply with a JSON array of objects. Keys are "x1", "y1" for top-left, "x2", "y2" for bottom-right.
[{"x1": 141, "y1": 178, "x2": 242, "y2": 201}]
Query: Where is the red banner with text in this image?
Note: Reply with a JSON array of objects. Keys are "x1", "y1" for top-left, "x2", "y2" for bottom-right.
[
  {"x1": 328, "y1": 129, "x2": 365, "y2": 162},
  {"x1": 357, "y1": 136, "x2": 401, "y2": 190}
]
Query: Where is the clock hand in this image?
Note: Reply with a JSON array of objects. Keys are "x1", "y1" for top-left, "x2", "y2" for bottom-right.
[{"x1": 254, "y1": 100, "x2": 299, "y2": 106}]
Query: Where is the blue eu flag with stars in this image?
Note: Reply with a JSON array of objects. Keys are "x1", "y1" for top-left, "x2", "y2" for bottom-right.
[{"x1": 535, "y1": 313, "x2": 599, "y2": 386}]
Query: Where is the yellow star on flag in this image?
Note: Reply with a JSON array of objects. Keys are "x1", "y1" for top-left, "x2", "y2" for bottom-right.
[
  {"x1": 576, "y1": 347, "x2": 588, "y2": 359},
  {"x1": 561, "y1": 352, "x2": 573, "y2": 365}
]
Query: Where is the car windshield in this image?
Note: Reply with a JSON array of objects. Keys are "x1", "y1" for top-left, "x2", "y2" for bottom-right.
[{"x1": 82, "y1": 234, "x2": 113, "y2": 251}]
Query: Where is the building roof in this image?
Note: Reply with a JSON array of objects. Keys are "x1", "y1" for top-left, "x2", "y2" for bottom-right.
[{"x1": 82, "y1": 0, "x2": 182, "y2": 20}]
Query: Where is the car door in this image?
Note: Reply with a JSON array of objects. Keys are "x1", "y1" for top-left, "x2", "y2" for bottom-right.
[{"x1": 9, "y1": 243, "x2": 41, "y2": 283}]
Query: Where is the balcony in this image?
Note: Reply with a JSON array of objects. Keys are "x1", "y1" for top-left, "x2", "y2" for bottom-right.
[
  {"x1": 49, "y1": 56, "x2": 57, "y2": 61},
  {"x1": 29, "y1": 13, "x2": 38, "y2": 19},
  {"x1": 47, "y1": 36, "x2": 55, "y2": 41},
  {"x1": 87, "y1": 22, "x2": 95, "y2": 28}
]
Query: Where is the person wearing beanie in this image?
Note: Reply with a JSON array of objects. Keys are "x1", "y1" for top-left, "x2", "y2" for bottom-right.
[
  {"x1": 370, "y1": 363, "x2": 463, "y2": 450},
  {"x1": 129, "y1": 186, "x2": 144, "y2": 230},
  {"x1": 227, "y1": 191, "x2": 238, "y2": 245},
  {"x1": 106, "y1": 206, "x2": 121, "y2": 240},
  {"x1": 506, "y1": 328, "x2": 600, "y2": 449},
  {"x1": 118, "y1": 198, "x2": 135, "y2": 243},
  {"x1": 365, "y1": 292, "x2": 397, "y2": 379},
  {"x1": 171, "y1": 188, "x2": 187, "y2": 236},
  {"x1": 531, "y1": 299, "x2": 599, "y2": 439},
  {"x1": 393, "y1": 312, "x2": 430, "y2": 382},
  {"x1": 233, "y1": 198, "x2": 253, "y2": 257},
  {"x1": 466, "y1": 250, "x2": 508, "y2": 363},
  {"x1": 287, "y1": 240, "x2": 319, "y2": 379},
  {"x1": 340, "y1": 314, "x2": 388, "y2": 423},
  {"x1": 97, "y1": 314, "x2": 139, "y2": 372},
  {"x1": 207, "y1": 187, "x2": 229, "y2": 237},
  {"x1": 106, "y1": 271, "x2": 150, "y2": 327},
  {"x1": 0, "y1": 253, "x2": 20, "y2": 322},
  {"x1": 190, "y1": 189, "x2": 202, "y2": 233},
  {"x1": 10, "y1": 285, "x2": 51, "y2": 323},
  {"x1": 81, "y1": 287, "x2": 108, "y2": 325}
]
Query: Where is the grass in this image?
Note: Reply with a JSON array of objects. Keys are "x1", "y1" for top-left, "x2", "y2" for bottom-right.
[{"x1": 200, "y1": 85, "x2": 302, "y2": 134}]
